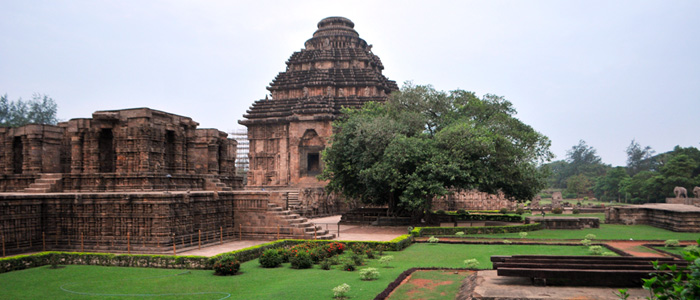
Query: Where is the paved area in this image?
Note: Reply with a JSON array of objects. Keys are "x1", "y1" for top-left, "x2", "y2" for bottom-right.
[
  {"x1": 176, "y1": 240, "x2": 270, "y2": 257},
  {"x1": 473, "y1": 270, "x2": 649, "y2": 299}
]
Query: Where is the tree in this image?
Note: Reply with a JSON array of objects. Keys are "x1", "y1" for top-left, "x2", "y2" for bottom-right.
[
  {"x1": 321, "y1": 82, "x2": 553, "y2": 216},
  {"x1": 593, "y1": 167, "x2": 629, "y2": 201},
  {"x1": 564, "y1": 174, "x2": 592, "y2": 197},
  {"x1": 565, "y1": 140, "x2": 608, "y2": 177},
  {"x1": 0, "y1": 94, "x2": 58, "y2": 127},
  {"x1": 626, "y1": 139, "x2": 655, "y2": 176}
]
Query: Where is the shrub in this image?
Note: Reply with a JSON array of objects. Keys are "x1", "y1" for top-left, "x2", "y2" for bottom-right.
[
  {"x1": 350, "y1": 253, "x2": 364, "y2": 266},
  {"x1": 518, "y1": 232, "x2": 528, "y2": 239},
  {"x1": 332, "y1": 283, "x2": 350, "y2": 299},
  {"x1": 359, "y1": 267, "x2": 380, "y2": 281},
  {"x1": 602, "y1": 252, "x2": 616, "y2": 256},
  {"x1": 585, "y1": 234, "x2": 597, "y2": 240},
  {"x1": 320, "y1": 242, "x2": 345, "y2": 256},
  {"x1": 581, "y1": 239, "x2": 592, "y2": 247},
  {"x1": 643, "y1": 239, "x2": 700, "y2": 299},
  {"x1": 455, "y1": 231, "x2": 465, "y2": 237},
  {"x1": 213, "y1": 256, "x2": 240, "y2": 276},
  {"x1": 515, "y1": 207, "x2": 525, "y2": 215},
  {"x1": 456, "y1": 209, "x2": 467, "y2": 215},
  {"x1": 503, "y1": 240, "x2": 512, "y2": 244},
  {"x1": 320, "y1": 259, "x2": 332, "y2": 270},
  {"x1": 365, "y1": 248, "x2": 376, "y2": 259},
  {"x1": 290, "y1": 252, "x2": 313, "y2": 269},
  {"x1": 589, "y1": 245, "x2": 604, "y2": 255},
  {"x1": 583, "y1": 196, "x2": 589, "y2": 201},
  {"x1": 436, "y1": 210, "x2": 446, "y2": 215},
  {"x1": 342, "y1": 260, "x2": 356, "y2": 271},
  {"x1": 328, "y1": 256, "x2": 340, "y2": 265},
  {"x1": 49, "y1": 253, "x2": 60, "y2": 269},
  {"x1": 350, "y1": 243, "x2": 369, "y2": 255},
  {"x1": 379, "y1": 255, "x2": 394, "y2": 267},
  {"x1": 276, "y1": 247, "x2": 291, "y2": 263},
  {"x1": 684, "y1": 245, "x2": 699, "y2": 252},
  {"x1": 572, "y1": 208, "x2": 580, "y2": 214},
  {"x1": 427, "y1": 236, "x2": 439, "y2": 244},
  {"x1": 499, "y1": 208, "x2": 508, "y2": 214},
  {"x1": 259, "y1": 249, "x2": 282, "y2": 268},
  {"x1": 552, "y1": 207, "x2": 563, "y2": 214},
  {"x1": 464, "y1": 258, "x2": 480, "y2": 268},
  {"x1": 665, "y1": 239, "x2": 680, "y2": 248}
]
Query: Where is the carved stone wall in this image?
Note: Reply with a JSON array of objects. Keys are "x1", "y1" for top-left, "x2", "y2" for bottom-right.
[
  {"x1": 432, "y1": 189, "x2": 518, "y2": 211},
  {"x1": 605, "y1": 204, "x2": 700, "y2": 232}
]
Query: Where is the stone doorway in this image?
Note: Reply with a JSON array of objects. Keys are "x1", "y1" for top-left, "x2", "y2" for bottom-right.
[
  {"x1": 164, "y1": 130, "x2": 176, "y2": 173},
  {"x1": 12, "y1": 136, "x2": 23, "y2": 174},
  {"x1": 98, "y1": 128, "x2": 115, "y2": 173}
]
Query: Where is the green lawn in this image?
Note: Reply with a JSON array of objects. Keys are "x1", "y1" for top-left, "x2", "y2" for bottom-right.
[
  {"x1": 0, "y1": 244, "x2": 597, "y2": 300},
  {"x1": 386, "y1": 270, "x2": 467, "y2": 300},
  {"x1": 457, "y1": 224, "x2": 700, "y2": 241}
]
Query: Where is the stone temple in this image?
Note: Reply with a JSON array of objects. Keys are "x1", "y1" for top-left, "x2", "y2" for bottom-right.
[{"x1": 239, "y1": 16, "x2": 397, "y2": 215}]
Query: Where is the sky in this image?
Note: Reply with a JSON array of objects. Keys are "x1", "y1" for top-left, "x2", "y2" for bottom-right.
[{"x1": 1, "y1": 0, "x2": 699, "y2": 167}]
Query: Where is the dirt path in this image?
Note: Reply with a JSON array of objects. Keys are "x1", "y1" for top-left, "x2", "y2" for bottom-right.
[{"x1": 605, "y1": 241, "x2": 669, "y2": 257}]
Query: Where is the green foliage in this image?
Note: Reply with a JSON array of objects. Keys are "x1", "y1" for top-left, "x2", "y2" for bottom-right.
[
  {"x1": 213, "y1": 256, "x2": 240, "y2": 276},
  {"x1": 594, "y1": 167, "x2": 630, "y2": 201},
  {"x1": 626, "y1": 139, "x2": 656, "y2": 176},
  {"x1": 350, "y1": 253, "x2": 364, "y2": 266},
  {"x1": 581, "y1": 239, "x2": 592, "y2": 246},
  {"x1": 412, "y1": 223, "x2": 541, "y2": 237},
  {"x1": 552, "y1": 207, "x2": 563, "y2": 214},
  {"x1": 518, "y1": 232, "x2": 528, "y2": 239},
  {"x1": 359, "y1": 267, "x2": 380, "y2": 280},
  {"x1": 589, "y1": 245, "x2": 604, "y2": 255},
  {"x1": 515, "y1": 207, "x2": 525, "y2": 215},
  {"x1": 464, "y1": 258, "x2": 480, "y2": 268},
  {"x1": 319, "y1": 259, "x2": 332, "y2": 270},
  {"x1": 664, "y1": 239, "x2": 680, "y2": 248},
  {"x1": 499, "y1": 208, "x2": 508, "y2": 214},
  {"x1": 585, "y1": 234, "x2": 597, "y2": 240},
  {"x1": 503, "y1": 240, "x2": 512, "y2": 244},
  {"x1": 258, "y1": 249, "x2": 282, "y2": 268},
  {"x1": 0, "y1": 94, "x2": 58, "y2": 127},
  {"x1": 379, "y1": 255, "x2": 394, "y2": 267},
  {"x1": 290, "y1": 251, "x2": 313, "y2": 269},
  {"x1": 342, "y1": 260, "x2": 356, "y2": 272},
  {"x1": 455, "y1": 231, "x2": 465, "y2": 236},
  {"x1": 643, "y1": 239, "x2": 700, "y2": 299},
  {"x1": 602, "y1": 252, "x2": 616, "y2": 256},
  {"x1": 572, "y1": 207, "x2": 580, "y2": 214},
  {"x1": 333, "y1": 283, "x2": 350, "y2": 299},
  {"x1": 427, "y1": 236, "x2": 439, "y2": 244},
  {"x1": 321, "y1": 82, "x2": 553, "y2": 214},
  {"x1": 614, "y1": 288, "x2": 630, "y2": 300}
]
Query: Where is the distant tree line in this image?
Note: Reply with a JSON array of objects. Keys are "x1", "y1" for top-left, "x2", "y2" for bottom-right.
[
  {"x1": 543, "y1": 139, "x2": 700, "y2": 203},
  {"x1": 0, "y1": 94, "x2": 58, "y2": 127}
]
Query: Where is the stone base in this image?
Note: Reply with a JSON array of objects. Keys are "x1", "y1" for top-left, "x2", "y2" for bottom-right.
[
  {"x1": 525, "y1": 217, "x2": 599, "y2": 229},
  {"x1": 606, "y1": 203, "x2": 700, "y2": 232}
]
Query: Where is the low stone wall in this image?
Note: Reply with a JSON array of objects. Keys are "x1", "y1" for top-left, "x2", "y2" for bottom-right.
[
  {"x1": 524, "y1": 217, "x2": 599, "y2": 229},
  {"x1": 0, "y1": 174, "x2": 38, "y2": 192},
  {"x1": 433, "y1": 189, "x2": 517, "y2": 211},
  {"x1": 666, "y1": 197, "x2": 700, "y2": 206},
  {"x1": 606, "y1": 204, "x2": 700, "y2": 232}
]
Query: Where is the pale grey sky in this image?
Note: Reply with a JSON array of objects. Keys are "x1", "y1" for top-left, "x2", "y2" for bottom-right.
[{"x1": 1, "y1": 0, "x2": 698, "y2": 166}]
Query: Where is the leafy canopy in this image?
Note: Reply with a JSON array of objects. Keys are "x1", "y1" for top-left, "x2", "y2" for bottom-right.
[
  {"x1": 321, "y1": 82, "x2": 552, "y2": 213},
  {"x1": 0, "y1": 94, "x2": 58, "y2": 127}
]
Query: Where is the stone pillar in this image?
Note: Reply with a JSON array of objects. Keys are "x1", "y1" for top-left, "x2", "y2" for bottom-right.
[{"x1": 70, "y1": 135, "x2": 82, "y2": 174}]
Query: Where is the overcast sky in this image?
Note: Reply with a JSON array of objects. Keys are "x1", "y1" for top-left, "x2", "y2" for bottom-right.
[{"x1": 2, "y1": 0, "x2": 698, "y2": 166}]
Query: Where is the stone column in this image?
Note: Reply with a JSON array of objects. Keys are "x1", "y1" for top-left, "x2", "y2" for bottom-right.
[{"x1": 70, "y1": 135, "x2": 83, "y2": 174}]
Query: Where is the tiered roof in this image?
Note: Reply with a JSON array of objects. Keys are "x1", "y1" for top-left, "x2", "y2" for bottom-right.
[{"x1": 241, "y1": 17, "x2": 397, "y2": 125}]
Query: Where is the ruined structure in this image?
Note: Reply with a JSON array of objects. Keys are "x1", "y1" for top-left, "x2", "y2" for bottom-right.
[
  {"x1": 432, "y1": 190, "x2": 518, "y2": 211},
  {"x1": 239, "y1": 17, "x2": 397, "y2": 215},
  {"x1": 606, "y1": 203, "x2": 700, "y2": 232}
]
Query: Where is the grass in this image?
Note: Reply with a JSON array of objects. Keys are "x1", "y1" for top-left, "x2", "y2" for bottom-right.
[
  {"x1": 386, "y1": 270, "x2": 469, "y2": 300},
  {"x1": 524, "y1": 212, "x2": 606, "y2": 221},
  {"x1": 456, "y1": 224, "x2": 700, "y2": 241},
  {"x1": 0, "y1": 244, "x2": 598, "y2": 299}
]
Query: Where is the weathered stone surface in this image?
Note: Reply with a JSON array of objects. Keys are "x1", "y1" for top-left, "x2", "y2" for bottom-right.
[
  {"x1": 524, "y1": 217, "x2": 600, "y2": 229},
  {"x1": 433, "y1": 189, "x2": 518, "y2": 211},
  {"x1": 605, "y1": 203, "x2": 700, "y2": 232}
]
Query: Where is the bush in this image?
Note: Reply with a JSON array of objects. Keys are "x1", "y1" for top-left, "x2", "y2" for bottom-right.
[
  {"x1": 552, "y1": 207, "x2": 563, "y2": 214},
  {"x1": 665, "y1": 239, "x2": 680, "y2": 248},
  {"x1": 572, "y1": 208, "x2": 580, "y2": 214},
  {"x1": 350, "y1": 243, "x2": 369, "y2": 255},
  {"x1": 379, "y1": 255, "x2": 394, "y2": 267},
  {"x1": 333, "y1": 283, "x2": 350, "y2": 299},
  {"x1": 436, "y1": 210, "x2": 446, "y2": 215},
  {"x1": 464, "y1": 258, "x2": 480, "y2": 269},
  {"x1": 275, "y1": 247, "x2": 291, "y2": 263},
  {"x1": 427, "y1": 236, "x2": 439, "y2": 244},
  {"x1": 581, "y1": 239, "x2": 592, "y2": 247},
  {"x1": 320, "y1": 259, "x2": 332, "y2": 270},
  {"x1": 328, "y1": 256, "x2": 340, "y2": 265},
  {"x1": 456, "y1": 209, "x2": 467, "y2": 215},
  {"x1": 350, "y1": 253, "x2": 364, "y2": 266},
  {"x1": 213, "y1": 256, "x2": 240, "y2": 276},
  {"x1": 359, "y1": 267, "x2": 380, "y2": 281},
  {"x1": 602, "y1": 252, "x2": 616, "y2": 256},
  {"x1": 589, "y1": 245, "x2": 604, "y2": 255},
  {"x1": 259, "y1": 249, "x2": 282, "y2": 268},
  {"x1": 518, "y1": 232, "x2": 528, "y2": 239},
  {"x1": 499, "y1": 208, "x2": 508, "y2": 214},
  {"x1": 503, "y1": 240, "x2": 512, "y2": 244},
  {"x1": 643, "y1": 239, "x2": 700, "y2": 299},
  {"x1": 585, "y1": 234, "x2": 596, "y2": 240},
  {"x1": 342, "y1": 260, "x2": 356, "y2": 271},
  {"x1": 290, "y1": 252, "x2": 313, "y2": 269},
  {"x1": 455, "y1": 232, "x2": 465, "y2": 237},
  {"x1": 365, "y1": 248, "x2": 376, "y2": 259},
  {"x1": 684, "y1": 245, "x2": 699, "y2": 252},
  {"x1": 515, "y1": 207, "x2": 525, "y2": 215}
]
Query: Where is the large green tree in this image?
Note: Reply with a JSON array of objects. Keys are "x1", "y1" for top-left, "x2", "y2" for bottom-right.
[
  {"x1": 625, "y1": 139, "x2": 656, "y2": 176},
  {"x1": 0, "y1": 94, "x2": 58, "y2": 127},
  {"x1": 321, "y1": 82, "x2": 552, "y2": 215}
]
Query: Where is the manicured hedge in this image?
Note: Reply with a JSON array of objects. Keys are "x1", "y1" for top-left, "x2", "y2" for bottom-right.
[
  {"x1": 434, "y1": 213, "x2": 523, "y2": 222},
  {"x1": 411, "y1": 223, "x2": 542, "y2": 237},
  {"x1": 0, "y1": 234, "x2": 415, "y2": 274}
]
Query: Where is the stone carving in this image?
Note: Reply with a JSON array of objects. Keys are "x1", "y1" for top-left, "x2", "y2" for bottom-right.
[
  {"x1": 531, "y1": 195, "x2": 541, "y2": 208},
  {"x1": 674, "y1": 186, "x2": 688, "y2": 198},
  {"x1": 694, "y1": 186, "x2": 700, "y2": 198},
  {"x1": 432, "y1": 189, "x2": 516, "y2": 211}
]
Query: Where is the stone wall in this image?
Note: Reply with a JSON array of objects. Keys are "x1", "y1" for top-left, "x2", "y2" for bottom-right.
[
  {"x1": 432, "y1": 189, "x2": 517, "y2": 211},
  {"x1": 0, "y1": 191, "x2": 268, "y2": 255},
  {"x1": 525, "y1": 217, "x2": 600, "y2": 229},
  {"x1": 606, "y1": 204, "x2": 700, "y2": 232},
  {"x1": 666, "y1": 197, "x2": 700, "y2": 206}
]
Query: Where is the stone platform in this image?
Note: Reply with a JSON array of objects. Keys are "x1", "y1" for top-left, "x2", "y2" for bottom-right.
[{"x1": 606, "y1": 203, "x2": 700, "y2": 232}]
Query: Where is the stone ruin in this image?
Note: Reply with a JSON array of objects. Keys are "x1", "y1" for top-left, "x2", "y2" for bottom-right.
[
  {"x1": 432, "y1": 189, "x2": 518, "y2": 211},
  {"x1": 606, "y1": 186, "x2": 700, "y2": 232},
  {"x1": 239, "y1": 16, "x2": 397, "y2": 216},
  {"x1": 551, "y1": 191, "x2": 563, "y2": 209}
]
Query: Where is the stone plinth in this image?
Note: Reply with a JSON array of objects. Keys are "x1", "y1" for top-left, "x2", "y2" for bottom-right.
[
  {"x1": 606, "y1": 203, "x2": 700, "y2": 232},
  {"x1": 666, "y1": 197, "x2": 700, "y2": 206},
  {"x1": 525, "y1": 217, "x2": 600, "y2": 229}
]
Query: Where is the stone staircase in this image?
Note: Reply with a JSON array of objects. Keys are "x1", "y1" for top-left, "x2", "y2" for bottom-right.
[
  {"x1": 267, "y1": 203, "x2": 335, "y2": 240},
  {"x1": 204, "y1": 177, "x2": 233, "y2": 191},
  {"x1": 24, "y1": 173, "x2": 63, "y2": 193},
  {"x1": 285, "y1": 191, "x2": 301, "y2": 211}
]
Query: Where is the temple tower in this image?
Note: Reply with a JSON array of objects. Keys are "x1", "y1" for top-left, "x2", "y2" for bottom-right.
[{"x1": 240, "y1": 17, "x2": 397, "y2": 190}]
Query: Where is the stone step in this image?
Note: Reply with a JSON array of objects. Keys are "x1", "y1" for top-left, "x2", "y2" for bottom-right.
[
  {"x1": 315, "y1": 234, "x2": 336, "y2": 240},
  {"x1": 35, "y1": 179, "x2": 59, "y2": 184},
  {"x1": 41, "y1": 173, "x2": 62, "y2": 179},
  {"x1": 29, "y1": 183, "x2": 51, "y2": 188},
  {"x1": 24, "y1": 188, "x2": 48, "y2": 193}
]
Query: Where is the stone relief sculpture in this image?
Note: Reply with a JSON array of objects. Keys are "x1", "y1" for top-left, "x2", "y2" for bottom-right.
[
  {"x1": 674, "y1": 186, "x2": 687, "y2": 198},
  {"x1": 694, "y1": 186, "x2": 700, "y2": 198}
]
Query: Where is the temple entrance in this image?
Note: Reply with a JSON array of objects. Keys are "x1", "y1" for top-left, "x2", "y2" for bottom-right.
[
  {"x1": 12, "y1": 137, "x2": 23, "y2": 174},
  {"x1": 165, "y1": 130, "x2": 176, "y2": 173},
  {"x1": 98, "y1": 128, "x2": 115, "y2": 173},
  {"x1": 307, "y1": 153, "x2": 320, "y2": 174}
]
